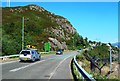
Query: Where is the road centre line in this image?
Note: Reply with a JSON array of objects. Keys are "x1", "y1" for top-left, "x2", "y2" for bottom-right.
[{"x1": 9, "y1": 60, "x2": 46, "y2": 72}]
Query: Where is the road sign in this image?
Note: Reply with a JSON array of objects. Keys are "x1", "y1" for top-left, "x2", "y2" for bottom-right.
[
  {"x1": 44, "y1": 42, "x2": 50, "y2": 52},
  {"x1": 26, "y1": 45, "x2": 35, "y2": 49}
]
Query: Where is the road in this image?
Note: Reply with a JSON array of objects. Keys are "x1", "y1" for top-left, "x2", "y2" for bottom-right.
[{"x1": 1, "y1": 51, "x2": 78, "y2": 80}]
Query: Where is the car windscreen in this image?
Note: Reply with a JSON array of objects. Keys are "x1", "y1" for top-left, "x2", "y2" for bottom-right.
[{"x1": 20, "y1": 51, "x2": 30, "y2": 54}]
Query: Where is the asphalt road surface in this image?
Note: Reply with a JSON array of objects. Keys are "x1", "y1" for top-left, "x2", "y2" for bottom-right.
[{"x1": 1, "y1": 51, "x2": 78, "y2": 80}]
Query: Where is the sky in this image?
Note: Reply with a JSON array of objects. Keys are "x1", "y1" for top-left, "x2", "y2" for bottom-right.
[{"x1": 1, "y1": 2, "x2": 118, "y2": 43}]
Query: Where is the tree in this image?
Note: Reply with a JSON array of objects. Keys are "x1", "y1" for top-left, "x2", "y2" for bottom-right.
[
  {"x1": 108, "y1": 43, "x2": 112, "y2": 47},
  {"x1": 89, "y1": 40, "x2": 92, "y2": 44},
  {"x1": 85, "y1": 37, "x2": 88, "y2": 43}
]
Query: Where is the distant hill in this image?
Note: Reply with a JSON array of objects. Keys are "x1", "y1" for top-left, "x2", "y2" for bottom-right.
[
  {"x1": 112, "y1": 42, "x2": 120, "y2": 48},
  {"x1": 2, "y1": 4, "x2": 88, "y2": 55}
]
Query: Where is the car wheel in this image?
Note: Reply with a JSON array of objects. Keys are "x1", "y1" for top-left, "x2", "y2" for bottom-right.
[
  {"x1": 19, "y1": 60, "x2": 24, "y2": 62},
  {"x1": 38, "y1": 56, "x2": 41, "y2": 61},
  {"x1": 32, "y1": 57, "x2": 35, "y2": 62}
]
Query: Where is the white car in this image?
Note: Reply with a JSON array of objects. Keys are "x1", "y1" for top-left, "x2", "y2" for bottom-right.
[{"x1": 19, "y1": 49, "x2": 41, "y2": 62}]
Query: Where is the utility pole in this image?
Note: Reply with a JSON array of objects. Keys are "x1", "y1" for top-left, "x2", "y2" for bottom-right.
[
  {"x1": 7, "y1": 0, "x2": 10, "y2": 7},
  {"x1": 107, "y1": 43, "x2": 112, "y2": 73},
  {"x1": 22, "y1": 17, "x2": 24, "y2": 50},
  {"x1": 55, "y1": 35, "x2": 56, "y2": 51},
  {"x1": 72, "y1": 37, "x2": 74, "y2": 50},
  {"x1": 109, "y1": 46, "x2": 112, "y2": 72}
]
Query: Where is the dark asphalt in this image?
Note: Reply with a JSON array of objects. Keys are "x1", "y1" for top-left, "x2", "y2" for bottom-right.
[{"x1": 2, "y1": 51, "x2": 78, "y2": 79}]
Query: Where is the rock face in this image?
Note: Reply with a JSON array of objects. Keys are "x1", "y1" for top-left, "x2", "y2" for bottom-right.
[
  {"x1": 48, "y1": 37, "x2": 67, "y2": 50},
  {"x1": 2, "y1": 4, "x2": 79, "y2": 51}
]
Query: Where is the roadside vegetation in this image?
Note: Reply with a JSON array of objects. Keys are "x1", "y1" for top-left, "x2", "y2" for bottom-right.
[
  {"x1": 71, "y1": 43, "x2": 119, "y2": 80},
  {"x1": 40, "y1": 51, "x2": 56, "y2": 56}
]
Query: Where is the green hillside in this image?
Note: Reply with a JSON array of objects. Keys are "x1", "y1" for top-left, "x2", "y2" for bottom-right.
[{"x1": 2, "y1": 4, "x2": 87, "y2": 55}]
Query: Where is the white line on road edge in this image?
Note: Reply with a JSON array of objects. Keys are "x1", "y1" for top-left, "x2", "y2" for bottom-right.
[
  {"x1": 0, "y1": 60, "x2": 19, "y2": 65},
  {"x1": 0, "y1": 55, "x2": 54, "y2": 65},
  {"x1": 69, "y1": 58, "x2": 73, "y2": 79},
  {"x1": 9, "y1": 60, "x2": 46, "y2": 72},
  {"x1": 48, "y1": 55, "x2": 72, "y2": 80}
]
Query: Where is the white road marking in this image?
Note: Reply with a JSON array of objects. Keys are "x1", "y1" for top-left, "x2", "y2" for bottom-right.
[
  {"x1": 49, "y1": 55, "x2": 72, "y2": 79},
  {"x1": 9, "y1": 57, "x2": 55, "y2": 72},
  {"x1": 0, "y1": 55, "x2": 54, "y2": 65},
  {"x1": 0, "y1": 60, "x2": 19, "y2": 65},
  {"x1": 9, "y1": 60, "x2": 46, "y2": 72}
]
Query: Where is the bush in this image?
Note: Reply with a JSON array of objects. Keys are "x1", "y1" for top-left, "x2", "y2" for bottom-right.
[{"x1": 89, "y1": 45, "x2": 109, "y2": 59}]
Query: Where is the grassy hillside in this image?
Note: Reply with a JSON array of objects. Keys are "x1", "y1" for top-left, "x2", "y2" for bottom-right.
[{"x1": 2, "y1": 4, "x2": 87, "y2": 55}]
